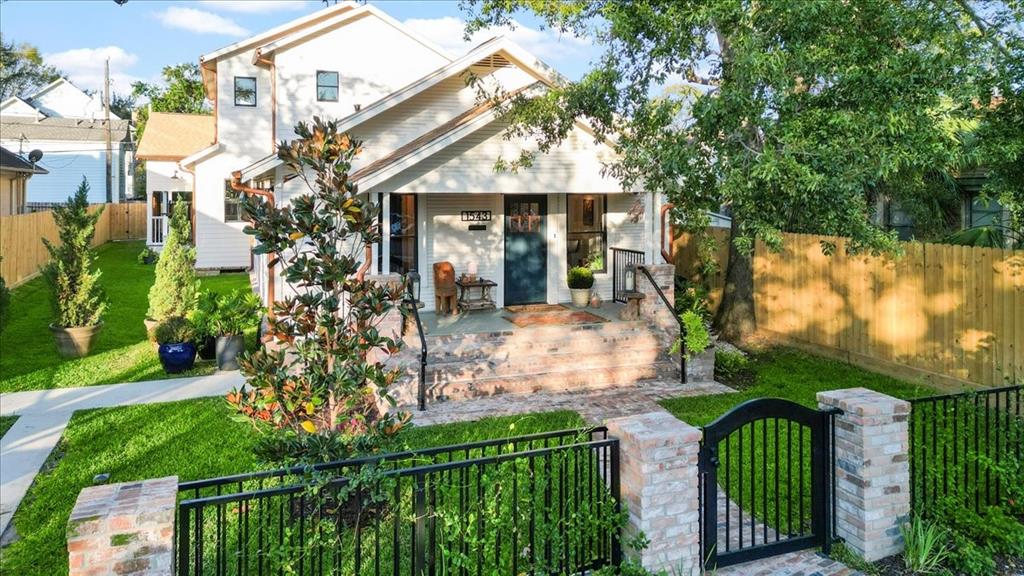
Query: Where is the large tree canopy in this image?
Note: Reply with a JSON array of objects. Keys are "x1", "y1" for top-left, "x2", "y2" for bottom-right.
[
  {"x1": 463, "y1": 0, "x2": 1023, "y2": 340},
  {"x1": 0, "y1": 34, "x2": 62, "y2": 101},
  {"x1": 130, "y1": 62, "x2": 209, "y2": 140}
]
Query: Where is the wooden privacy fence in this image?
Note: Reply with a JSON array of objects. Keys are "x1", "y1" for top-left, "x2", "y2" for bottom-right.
[
  {"x1": 673, "y1": 230, "x2": 1024, "y2": 389},
  {"x1": 0, "y1": 202, "x2": 147, "y2": 287}
]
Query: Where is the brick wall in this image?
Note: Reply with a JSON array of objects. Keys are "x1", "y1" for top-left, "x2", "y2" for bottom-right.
[{"x1": 631, "y1": 263, "x2": 677, "y2": 333}]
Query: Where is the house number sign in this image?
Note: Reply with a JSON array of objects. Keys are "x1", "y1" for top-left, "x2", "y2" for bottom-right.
[{"x1": 461, "y1": 210, "x2": 492, "y2": 222}]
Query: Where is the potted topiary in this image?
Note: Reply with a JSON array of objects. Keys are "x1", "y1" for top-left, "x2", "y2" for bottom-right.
[
  {"x1": 145, "y1": 201, "x2": 198, "y2": 337},
  {"x1": 210, "y1": 289, "x2": 262, "y2": 371},
  {"x1": 44, "y1": 179, "x2": 107, "y2": 358},
  {"x1": 154, "y1": 316, "x2": 197, "y2": 373},
  {"x1": 190, "y1": 291, "x2": 219, "y2": 361},
  {"x1": 567, "y1": 266, "x2": 594, "y2": 308}
]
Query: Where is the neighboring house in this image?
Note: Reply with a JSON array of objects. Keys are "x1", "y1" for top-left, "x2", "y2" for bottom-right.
[
  {"x1": 0, "y1": 146, "x2": 48, "y2": 216},
  {"x1": 0, "y1": 79, "x2": 132, "y2": 206},
  {"x1": 135, "y1": 112, "x2": 215, "y2": 247}
]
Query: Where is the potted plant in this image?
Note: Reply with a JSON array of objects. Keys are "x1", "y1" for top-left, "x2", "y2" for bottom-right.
[
  {"x1": 145, "y1": 201, "x2": 198, "y2": 337},
  {"x1": 210, "y1": 289, "x2": 262, "y2": 371},
  {"x1": 154, "y1": 316, "x2": 197, "y2": 373},
  {"x1": 190, "y1": 291, "x2": 219, "y2": 360},
  {"x1": 43, "y1": 179, "x2": 107, "y2": 358},
  {"x1": 137, "y1": 246, "x2": 158, "y2": 265},
  {"x1": 567, "y1": 266, "x2": 594, "y2": 308}
]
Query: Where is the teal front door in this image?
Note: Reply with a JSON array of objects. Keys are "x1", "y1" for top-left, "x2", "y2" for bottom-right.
[{"x1": 504, "y1": 195, "x2": 547, "y2": 305}]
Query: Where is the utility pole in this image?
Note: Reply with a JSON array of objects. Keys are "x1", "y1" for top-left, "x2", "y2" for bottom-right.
[{"x1": 104, "y1": 58, "x2": 113, "y2": 203}]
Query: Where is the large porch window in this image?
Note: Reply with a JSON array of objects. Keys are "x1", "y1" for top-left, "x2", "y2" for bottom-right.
[
  {"x1": 389, "y1": 193, "x2": 418, "y2": 274},
  {"x1": 566, "y1": 194, "x2": 607, "y2": 272}
]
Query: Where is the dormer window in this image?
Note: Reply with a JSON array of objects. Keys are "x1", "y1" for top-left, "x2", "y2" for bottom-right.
[
  {"x1": 316, "y1": 71, "x2": 339, "y2": 102},
  {"x1": 234, "y1": 76, "x2": 257, "y2": 107}
]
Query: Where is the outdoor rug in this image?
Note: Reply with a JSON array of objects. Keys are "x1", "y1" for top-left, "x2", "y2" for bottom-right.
[{"x1": 502, "y1": 304, "x2": 608, "y2": 328}]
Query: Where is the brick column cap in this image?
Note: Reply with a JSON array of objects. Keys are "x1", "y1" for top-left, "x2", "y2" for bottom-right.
[
  {"x1": 605, "y1": 410, "x2": 700, "y2": 446},
  {"x1": 817, "y1": 387, "x2": 909, "y2": 417},
  {"x1": 68, "y1": 476, "x2": 178, "y2": 539}
]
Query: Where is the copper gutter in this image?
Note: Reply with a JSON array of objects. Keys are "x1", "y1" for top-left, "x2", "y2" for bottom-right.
[
  {"x1": 230, "y1": 170, "x2": 276, "y2": 312},
  {"x1": 254, "y1": 51, "x2": 276, "y2": 146},
  {"x1": 660, "y1": 203, "x2": 675, "y2": 264}
]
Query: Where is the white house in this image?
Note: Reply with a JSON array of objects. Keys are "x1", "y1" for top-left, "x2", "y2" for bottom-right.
[
  {"x1": 0, "y1": 79, "x2": 132, "y2": 207},
  {"x1": 0, "y1": 146, "x2": 48, "y2": 216}
]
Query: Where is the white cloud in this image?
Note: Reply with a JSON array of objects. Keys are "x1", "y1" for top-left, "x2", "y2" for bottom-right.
[
  {"x1": 197, "y1": 0, "x2": 310, "y2": 13},
  {"x1": 155, "y1": 6, "x2": 249, "y2": 37},
  {"x1": 45, "y1": 46, "x2": 142, "y2": 94},
  {"x1": 402, "y1": 16, "x2": 590, "y2": 60}
]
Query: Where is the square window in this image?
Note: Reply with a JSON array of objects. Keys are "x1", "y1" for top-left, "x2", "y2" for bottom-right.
[
  {"x1": 316, "y1": 71, "x2": 339, "y2": 102},
  {"x1": 234, "y1": 76, "x2": 256, "y2": 107}
]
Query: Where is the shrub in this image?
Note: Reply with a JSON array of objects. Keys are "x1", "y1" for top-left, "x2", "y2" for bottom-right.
[
  {"x1": 136, "y1": 246, "x2": 158, "y2": 265},
  {"x1": 153, "y1": 316, "x2": 195, "y2": 345},
  {"x1": 209, "y1": 289, "x2": 262, "y2": 336},
  {"x1": 226, "y1": 118, "x2": 408, "y2": 465},
  {"x1": 673, "y1": 309, "x2": 710, "y2": 358},
  {"x1": 674, "y1": 276, "x2": 711, "y2": 321},
  {"x1": 944, "y1": 529, "x2": 996, "y2": 575},
  {"x1": 567, "y1": 266, "x2": 595, "y2": 289},
  {"x1": 190, "y1": 291, "x2": 219, "y2": 340},
  {"x1": 42, "y1": 178, "x2": 107, "y2": 328},
  {"x1": 147, "y1": 201, "x2": 198, "y2": 321},
  {"x1": 900, "y1": 515, "x2": 949, "y2": 574},
  {"x1": 715, "y1": 349, "x2": 751, "y2": 382}
]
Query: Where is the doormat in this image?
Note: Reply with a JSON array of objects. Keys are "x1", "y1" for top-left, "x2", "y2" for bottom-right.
[
  {"x1": 502, "y1": 309, "x2": 608, "y2": 328},
  {"x1": 504, "y1": 303, "x2": 569, "y2": 313}
]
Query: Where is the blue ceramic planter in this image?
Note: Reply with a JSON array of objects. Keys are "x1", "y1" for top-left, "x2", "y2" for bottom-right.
[{"x1": 158, "y1": 342, "x2": 197, "y2": 374}]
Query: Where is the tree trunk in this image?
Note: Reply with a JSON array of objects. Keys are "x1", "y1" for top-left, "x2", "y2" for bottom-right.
[{"x1": 713, "y1": 214, "x2": 756, "y2": 342}]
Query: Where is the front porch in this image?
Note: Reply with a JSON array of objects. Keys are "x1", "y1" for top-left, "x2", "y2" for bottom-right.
[{"x1": 420, "y1": 301, "x2": 629, "y2": 336}]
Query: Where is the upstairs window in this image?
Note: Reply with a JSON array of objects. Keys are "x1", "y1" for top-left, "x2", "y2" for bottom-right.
[
  {"x1": 234, "y1": 76, "x2": 256, "y2": 107},
  {"x1": 316, "y1": 71, "x2": 339, "y2": 102}
]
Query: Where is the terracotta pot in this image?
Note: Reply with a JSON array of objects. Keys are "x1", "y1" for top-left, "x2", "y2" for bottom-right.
[
  {"x1": 216, "y1": 334, "x2": 246, "y2": 371},
  {"x1": 570, "y1": 288, "x2": 591, "y2": 308},
  {"x1": 590, "y1": 293, "x2": 603, "y2": 308},
  {"x1": 49, "y1": 322, "x2": 103, "y2": 359},
  {"x1": 158, "y1": 342, "x2": 197, "y2": 373}
]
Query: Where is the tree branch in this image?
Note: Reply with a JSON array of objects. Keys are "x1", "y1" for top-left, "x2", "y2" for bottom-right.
[{"x1": 951, "y1": 0, "x2": 1011, "y2": 59}]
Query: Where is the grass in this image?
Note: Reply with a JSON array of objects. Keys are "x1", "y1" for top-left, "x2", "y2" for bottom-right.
[
  {"x1": 0, "y1": 399, "x2": 583, "y2": 576},
  {"x1": 0, "y1": 415, "x2": 17, "y2": 439},
  {"x1": 0, "y1": 241, "x2": 250, "y2": 393}
]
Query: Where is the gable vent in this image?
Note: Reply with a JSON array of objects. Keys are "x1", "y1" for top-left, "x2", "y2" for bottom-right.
[{"x1": 472, "y1": 53, "x2": 512, "y2": 70}]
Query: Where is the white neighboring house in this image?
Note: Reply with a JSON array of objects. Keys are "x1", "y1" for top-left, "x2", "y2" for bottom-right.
[
  {"x1": 135, "y1": 112, "x2": 215, "y2": 247},
  {"x1": 0, "y1": 146, "x2": 48, "y2": 216},
  {"x1": 0, "y1": 79, "x2": 132, "y2": 207}
]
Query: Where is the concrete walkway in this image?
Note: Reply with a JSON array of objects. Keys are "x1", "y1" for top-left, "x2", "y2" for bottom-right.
[{"x1": 0, "y1": 371, "x2": 244, "y2": 536}]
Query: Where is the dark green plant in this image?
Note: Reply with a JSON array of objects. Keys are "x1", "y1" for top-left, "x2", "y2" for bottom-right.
[
  {"x1": 674, "y1": 277, "x2": 711, "y2": 322},
  {"x1": 207, "y1": 290, "x2": 262, "y2": 336},
  {"x1": 714, "y1": 350, "x2": 752, "y2": 385},
  {"x1": 226, "y1": 117, "x2": 408, "y2": 463},
  {"x1": 147, "y1": 201, "x2": 198, "y2": 321},
  {"x1": 671, "y1": 309, "x2": 710, "y2": 359},
  {"x1": 900, "y1": 515, "x2": 949, "y2": 574},
  {"x1": 189, "y1": 291, "x2": 218, "y2": 340},
  {"x1": 941, "y1": 224, "x2": 1023, "y2": 249},
  {"x1": 153, "y1": 316, "x2": 195, "y2": 345},
  {"x1": 42, "y1": 178, "x2": 107, "y2": 328},
  {"x1": 136, "y1": 246, "x2": 158, "y2": 265},
  {"x1": 944, "y1": 529, "x2": 997, "y2": 576},
  {"x1": 567, "y1": 266, "x2": 594, "y2": 289}
]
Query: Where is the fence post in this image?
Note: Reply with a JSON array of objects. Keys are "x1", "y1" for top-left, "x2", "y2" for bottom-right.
[
  {"x1": 605, "y1": 411, "x2": 701, "y2": 575},
  {"x1": 413, "y1": 472, "x2": 427, "y2": 576},
  {"x1": 818, "y1": 388, "x2": 910, "y2": 562},
  {"x1": 67, "y1": 476, "x2": 178, "y2": 575}
]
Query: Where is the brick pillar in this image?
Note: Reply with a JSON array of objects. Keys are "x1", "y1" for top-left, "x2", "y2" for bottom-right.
[
  {"x1": 605, "y1": 411, "x2": 701, "y2": 575},
  {"x1": 67, "y1": 476, "x2": 178, "y2": 576},
  {"x1": 818, "y1": 388, "x2": 910, "y2": 561},
  {"x1": 630, "y1": 263, "x2": 676, "y2": 333}
]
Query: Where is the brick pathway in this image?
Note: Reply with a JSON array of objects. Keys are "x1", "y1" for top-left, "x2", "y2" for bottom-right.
[
  {"x1": 716, "y1": 549, "x2": 862, "y2": 576},
  {"x1": 410, "y1": 379, "x2": 734, "y2": 426}
]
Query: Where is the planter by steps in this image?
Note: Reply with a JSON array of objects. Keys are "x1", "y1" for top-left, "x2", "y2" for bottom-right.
[
  {"x1": 685, "y1": 346, "x2": 716, "y2": 382},
  {"x1": 197, "y1": 335, "x2": 216, "y2": 361},
  {"x1": 49, "y1": 322, "x2": 103, "y2": 359},
  {"x1": 216, "y1": 335, "x2": 246, "y2": 371},
  {"x1": 158, "y1": 342, "x2": 197, "y2": 373},
  {"x1": 570, "y1": 288, "x2": 591, "y2": 308}
]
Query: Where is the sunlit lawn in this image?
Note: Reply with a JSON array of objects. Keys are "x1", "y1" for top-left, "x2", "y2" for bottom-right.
[{"x1": 0, "y1": 241, "x2": 250, "y2": 393}]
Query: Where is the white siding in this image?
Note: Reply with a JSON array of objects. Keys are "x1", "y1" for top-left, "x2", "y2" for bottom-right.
[
  {"x1": 1, "y1": 98, "x2": 40, "y2": 117},
  {"x1": 216, "y1": 53, "x2": 276, "y2": 159},
  {"x1": 193, "y1": 152, "x2": 253, "y2": 270},
  {"x1": 0, "y1": 139, "x2": 121, "y2": 204}
]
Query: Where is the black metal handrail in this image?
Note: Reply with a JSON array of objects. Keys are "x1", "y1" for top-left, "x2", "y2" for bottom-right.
[
  {"x1": 636, "y1": 264, "x2": 687, "y2": 383},
  {"x1": 611, "y1": 247, "x2": 644, "y2": 303},
  {"x1": 403, "y1": 275, "x2": 429, "y2": 411}
]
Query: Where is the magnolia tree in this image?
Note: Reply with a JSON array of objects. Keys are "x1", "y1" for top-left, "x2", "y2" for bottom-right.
[{"x1": 228, "y1": 117, "x2": 408, "y2": 463}]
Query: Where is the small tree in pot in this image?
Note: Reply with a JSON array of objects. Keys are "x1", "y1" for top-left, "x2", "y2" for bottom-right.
[
  {"x1": 146, "y1": 201, "x2": 198, "y2": 336},
  {"x1": 567, "y1": 266, "x2": 594, "y2": 308},
  {"x1": 43, "y1": 179, "x2": 107, "y2": 358},
  {"x1": 154, "y1": 316, "x2": 197, "y2": 373},
  {"x1": 209, "y1": 289, "x2": 262, "y2": 371}
]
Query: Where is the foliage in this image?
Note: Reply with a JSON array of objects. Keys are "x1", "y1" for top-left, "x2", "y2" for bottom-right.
[
  {"x1": 0, "y1": 262, "x2": 9, "y2": 333},
  {"x1": 674, "y1": 277, "x2": 710, "y2": 321},
  {"x1": 146, "y1": 201, "x2": 198, "y2": 321},
  {"x1": 153, "y1": 316, "x2": 194, "y2": 345},
  {"x1": 130, "y1": 62, "x2": 209, "y2": 141},
  {"x1": 189, "y1": 291, "x2": 218, "y2": 340},
  {"x1": 943, "y1": 529, "x2": 997, "y2": 576},
  {"x1": 108, "y1": 92, "x2": 136, "y2": 121},
  {"x1": 208, "y1": 289, "x2": 262, "y2": 336},
  {"x1": 567, "y1": 265, "x2": 595, "y2": 289},
  {"x1": 42, "y1": 179, "x2": 107, "y2": 328},
  {"x1": 0, "y1": 242, "x2": 249, "y2": 393},
  {"x1": 461, "y1": 0, "x2": 1023, "y2": 340},
  {"x1": 586, "y1": 249, "x2": 605, "y2": 271},
  {"x1": 714, "y1": 349, "x2": 752, "y2": 387},
  {"x1": 934, "y1": 499, "x2": 1024, "y2": 559},
  {"x1": 0, "y1": 34, "x2": 62, "y2": 101},
  {"x1": 227, "y1": 117, "x2": 407, "y2": 464},
  {"x1": 941, "y1": 224, "x2": 1022, "y2": 249},
  {"x1": 0, "y1": 415, "x2": 16, "y2": 439},
  {"x1": 670, "y1": 309, "x2": 710, "y2": 359},
  {"x1": 136, "y1": 246, "x2": 157, "y2": 265},
  {"x1": 900, "y1": 515, "x2": 950, "y2": 574}
]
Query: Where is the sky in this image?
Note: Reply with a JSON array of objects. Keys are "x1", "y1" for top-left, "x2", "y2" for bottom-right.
[{"x1": 0, "y1": 0, "x2": 602, "y2": 97}]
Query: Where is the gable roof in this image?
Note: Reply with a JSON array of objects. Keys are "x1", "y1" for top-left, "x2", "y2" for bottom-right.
[
  {"x1": 26, "y1": 78, "x2": 120, "y2": 120},
  {"x1": 0, "y1": 96, "x2": 44, "y2": 117},
  {"x1": 0, "y1": 146, "x2": 48, "y2": 174},
  {"x1": 0, "y1": 116, "x2": 130, "y2": 142},
  {"x1": 136, "y1": 113, "x2": 215, "y2": 161}
]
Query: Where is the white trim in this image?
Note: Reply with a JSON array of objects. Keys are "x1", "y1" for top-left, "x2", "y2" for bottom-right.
[
  {"x1": 239, "y1": 153, "x2": 281, "y2": 181},
  {"x1": 179, "y1": 143, "x2": 223, "y2": 168},
  {"x1": 381, "y1": 192, "x2": 391, "y2": 275}
]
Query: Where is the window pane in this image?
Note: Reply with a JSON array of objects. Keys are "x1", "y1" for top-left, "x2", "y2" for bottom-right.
[
  {"x1": 970, "y1": 196, "x2": 1002, "y2": 227},
  {"x1": 317, "y1": 86, "x2": 338, "y2": 102},
  {"x1": 316, "y1": 71, "x2": 338, "y2": 86},
  {"x1": 566, "y1": 195, "x2": 606, "y2": 271},
  {"x1": 234, "y1": 77, "x2": 256, "y2": 106},
  {"x1": 389, "y1": 194, "x2": 417, "y2": 275}
]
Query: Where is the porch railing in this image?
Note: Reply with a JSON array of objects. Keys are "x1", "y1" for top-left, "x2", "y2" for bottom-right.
[
  {"x1": 150, "y1": 215, "x2": 168, "y2": 244},
  {"x1": 611, "y1": 247, "x2": 645, "y2": 303},
  {"x1": 404, "y1": 271, "x2": 428, "y2": 411}
]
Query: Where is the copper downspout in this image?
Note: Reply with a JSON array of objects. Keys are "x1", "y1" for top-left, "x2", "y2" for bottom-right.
[
  {"x1": 254, "y1": 52, "x2": 276, "y2": 145},
  {"x1": 660, "y1": 203, "x2": 675, "y2": 264},
  {"x1": 230, "y1": 170, "x2": 276, "y2": 311}
]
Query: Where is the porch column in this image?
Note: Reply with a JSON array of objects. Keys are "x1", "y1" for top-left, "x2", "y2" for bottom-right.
[{"x1": 380, "y1": 192, "x2": 390, "y2": 274}]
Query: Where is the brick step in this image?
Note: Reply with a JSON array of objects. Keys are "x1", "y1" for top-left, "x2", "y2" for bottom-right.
[
  {"x1": 425, "y1": 361, "x2": 681, "y2": 402},
  {"x1": 422, "y1": 319, "x2": 658, "y2": 349},
  {"x1": 424, "y1": 331, "x2": 670, "y2": 364},
  {"x1": 423, "y1": 346, "x2": 677, "y2": 383}
]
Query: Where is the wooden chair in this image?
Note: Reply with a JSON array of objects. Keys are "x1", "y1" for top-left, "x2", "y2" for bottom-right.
[{"x1": 433, "y1": 261, "x2": 458, "y2": 314}]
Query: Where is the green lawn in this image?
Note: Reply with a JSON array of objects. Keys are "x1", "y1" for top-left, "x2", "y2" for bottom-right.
[
  {"x1": 0, "y1": 415, "x2": 17, "y2": 439},
  {"x1": 0, "y1": 399, "x2": 582, "y2": 576},
  {"x1": 0, "y1": 241, "x2": 250, "y2": 393}
]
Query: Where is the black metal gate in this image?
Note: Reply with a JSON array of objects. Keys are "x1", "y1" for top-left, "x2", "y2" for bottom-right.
[{"x1": 698, "y1": 398, "x2": 839, "y2": 569}]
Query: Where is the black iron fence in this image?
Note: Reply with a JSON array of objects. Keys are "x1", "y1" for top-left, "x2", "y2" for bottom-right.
[
  {"x1": 909, "y1": 385, "x2": 1022, "y2": 515},
  {"x1": 611, "y1": 247, "x2": 644, "y2": 303},
  {"x1": 176, "y1": 428, "x2": 621, "y2": 576}
]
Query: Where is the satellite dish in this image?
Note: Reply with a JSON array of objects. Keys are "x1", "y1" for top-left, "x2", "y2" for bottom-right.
[{"x1": 28, "y1": 149, "x2": 43, "y2": 163}]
